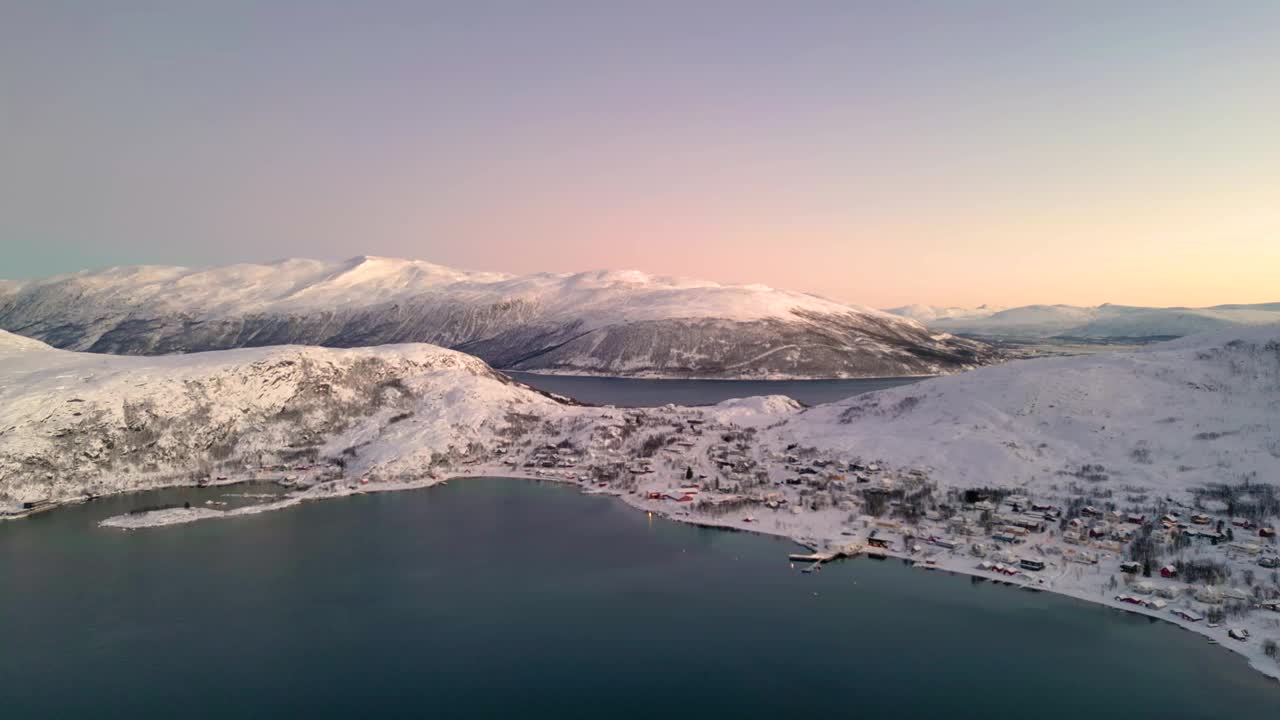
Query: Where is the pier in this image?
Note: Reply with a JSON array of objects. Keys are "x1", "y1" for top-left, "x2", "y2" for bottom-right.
[{"x1": 790, "y1": 544, "x2": 866, "y2": 572}]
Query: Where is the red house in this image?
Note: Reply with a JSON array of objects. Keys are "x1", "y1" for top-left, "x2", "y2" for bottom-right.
[{"x1": 1160, "y1": 565, "x2": 1177, "y2": 578}]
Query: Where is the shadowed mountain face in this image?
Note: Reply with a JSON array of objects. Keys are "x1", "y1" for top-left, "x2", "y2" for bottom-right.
[{"x1": 0, "y1": 257, "x2": 994, "y2": 378}]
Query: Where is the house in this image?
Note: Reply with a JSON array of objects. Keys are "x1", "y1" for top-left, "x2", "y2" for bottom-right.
[
  {"x1": 1190, "y1": 514, "x2": 1212, "y2": 525},
  {"x1": 1171, "y1": 608, "x2": 1203, "y2": 622},
  {"x1": 1194, "y1": 586, "x2": 1224, "y2": 604},
  {"x1": 1220, "y1": 587, "x2": 1251, "y2": 602},
  {"x1": 1258, "y1": 556, "x2": 1279, "y2": 569},
  {"x1": 1120, "y1": 561, "x2": 1141, "y2": 574},
  {"x1": 1159, "y1": 565, "x2": 1177, "y2": 578},
  {"x1": 991, "y1": 563, "x2": 1019, "y2": 576},
  {"x1": 1132, "y1": 580, "x2": 1155, "y2": 595},
  {"x1": 1155, "y1": 585, "x2": 1183, "y2": 599},
  {"x1": 1143, "y1": 598, "x2": 1167, "y2": 610},
  {"x1": 1260, "y1": 527, "x2": 1277, "y2": 538},
  {"x1": 1020, "y1": 558, "x2": 1046, "y2": 572},
  {"x1": 867, "y1": 536, "x2": 892, "y2": 549},
  {"x1": 1013, "y1": 515, "x2": 1047, "y2": 532},
  {"x1": 992, "y1": 532, "x2": 1022, "y2": 545},
  {"x1": 1111, "y1": 526, "x2": 1136, "y2": 542}
]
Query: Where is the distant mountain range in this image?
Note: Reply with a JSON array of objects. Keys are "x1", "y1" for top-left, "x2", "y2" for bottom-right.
[
  {"x1": 0, "y1": 256, "x2": 993, "y2": 379},
  {"x1": 886, "y1": 302, "x2": 1280, "y2": 340}
]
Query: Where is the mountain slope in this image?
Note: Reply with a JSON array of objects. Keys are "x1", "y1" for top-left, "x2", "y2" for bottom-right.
[
  {"x1": 0, "y1": 330, "x2": 559, "y2": 502},
  {"x1": 772, "y1": 324, "x2": 1280, "y2": 498},
  {"x1": 0, "y1": 256, "x2": 993, "y2": 378},
  {"x1": 887, "y1": 302, "x2": 1280, "y2": 340}
]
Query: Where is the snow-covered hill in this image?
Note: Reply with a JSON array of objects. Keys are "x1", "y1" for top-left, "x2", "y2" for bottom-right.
[
  {"x1": 0, "y1": 330, "x2": 561, "y2": 501},
  {"x1": 887, "y1": 302, "x2": 1280, "y2": 340},
  {"x1": 772, "y1": 324, "x2": 1280, "y2": 500},
  {"x1": 0, "y1": 256, "x2": 992, "y2": 378}
]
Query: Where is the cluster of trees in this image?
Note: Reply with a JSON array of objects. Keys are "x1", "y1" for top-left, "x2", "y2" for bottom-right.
[
  {"x1": 1193, "y1": 480, "x2": 1280, "y2": 523},
  {"x1": 637, "y1": 433, "x2": 671, "y2": 458},
  {"x1": 1127, "y1": 524, "x2": 1158, "y2": 569},
  {"x1": 1177, "y1": 558, "x2": 1231, "y2": 585}
]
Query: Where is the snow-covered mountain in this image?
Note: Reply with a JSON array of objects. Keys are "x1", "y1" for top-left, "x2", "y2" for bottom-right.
[
  {"x1": 0, "y1": 256, "x2": 992, "y2": 379},
  {"x1": 0, "y1": 330, "x2": 561, "y2": 501},
  {"x1": 886, "y1": 302, "x2": 1280, "y2": 340},
  {"x1": 885, "y1": 303, "x2": 1007, "y2": 325},
  {"x1": 771, "y1": 323, "x2": 1280, "y2": 498}
]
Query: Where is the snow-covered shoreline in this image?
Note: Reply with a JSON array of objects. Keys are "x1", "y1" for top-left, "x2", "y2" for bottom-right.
[{"x1": 507, "y1": 368, "x2": 939, "y2": 382}]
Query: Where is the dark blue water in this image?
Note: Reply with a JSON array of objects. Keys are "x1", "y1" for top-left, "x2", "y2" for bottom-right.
[
  {"x1": 505, "y1": 371, "x2": 923, "y2": 407},
  {"x1": 1, "y1": 478, "x2": 1276, "y2": 718}
]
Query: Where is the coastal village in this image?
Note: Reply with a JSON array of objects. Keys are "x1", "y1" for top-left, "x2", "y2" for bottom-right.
[{"x1": 483, "y1": 401, "x2": 1280, "y2": 676}]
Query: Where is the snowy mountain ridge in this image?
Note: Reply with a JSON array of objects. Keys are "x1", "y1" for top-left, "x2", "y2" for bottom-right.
[
  {"x1": 887, "y1": 302, "x2": 1280, "y2": 340},
  {"x1": 0, "y1": 256, "x2": 993, "y2": 378}
]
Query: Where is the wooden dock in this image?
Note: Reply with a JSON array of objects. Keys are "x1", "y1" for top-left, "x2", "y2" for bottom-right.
[{"x1": 791, "y1": 544, "x2": 868, "y2": 572}]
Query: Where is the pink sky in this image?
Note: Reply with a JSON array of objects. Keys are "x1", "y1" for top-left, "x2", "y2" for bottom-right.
[{"x1": 3, "y1": 2, "x2": 1277, "y2": 308}]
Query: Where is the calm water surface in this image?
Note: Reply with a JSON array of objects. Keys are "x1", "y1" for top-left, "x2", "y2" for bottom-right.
[
  {"x1": 1, "y1": 478, "x2": 1276, "y2": 718},
  {"x1": 505, "y1": 371, "x2": 923, "y2": 406}
]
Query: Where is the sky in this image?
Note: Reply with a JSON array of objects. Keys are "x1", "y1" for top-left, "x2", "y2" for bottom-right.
[{"x1": 1, "y1": 1, "x2": 1277, "y2": 308}]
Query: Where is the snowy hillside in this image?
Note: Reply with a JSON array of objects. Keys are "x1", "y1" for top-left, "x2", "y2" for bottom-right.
[
  {"x1": 0, "y1": 330, "x2": 560, "y2": 502},
  {"x1": 0, "y1": 256, "x2": 992, "y2": 379},
  {"x1": 887, "y1": 302, "x2": 1280, "y2": 340},
  {"x1": 773, "y1": 324, "x2": 1280, "y2": 500}
]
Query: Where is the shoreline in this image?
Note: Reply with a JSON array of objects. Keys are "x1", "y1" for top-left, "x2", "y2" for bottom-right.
[
  {"x1": 504, "y1": 369, "x2": 937, "y2": 382},
  {"x1": 77, "y1": 468, "x2": 1280, "y2": 684}
]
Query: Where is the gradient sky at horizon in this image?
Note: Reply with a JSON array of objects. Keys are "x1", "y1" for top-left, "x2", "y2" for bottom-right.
[{"x1": 2, "y1": 1, "x2": 1277, "y2": 308}]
